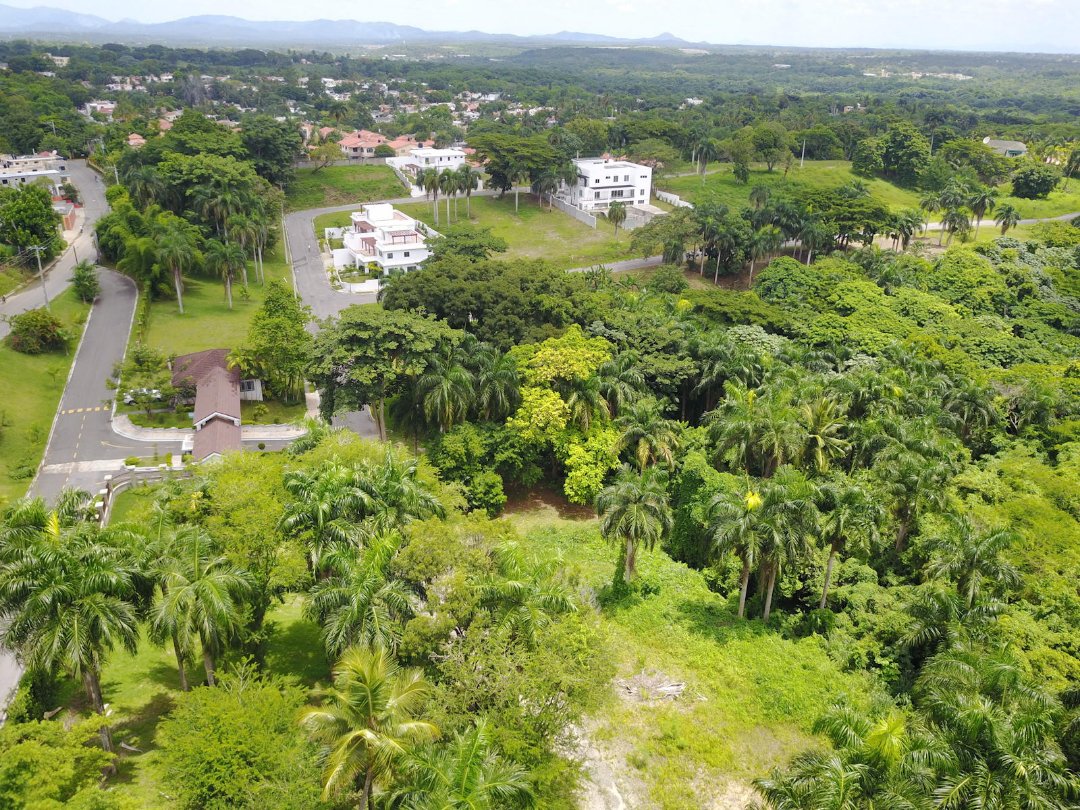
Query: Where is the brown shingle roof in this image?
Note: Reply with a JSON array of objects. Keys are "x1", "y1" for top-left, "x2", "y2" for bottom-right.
[
  {"x1": 193, "y1": 417, "x2": 241, "y2": 461},
  {"x1": 193, "y1": 366, "x2": 241, "y2": 425},
  {"x1": 171, "y1": 349, "x2": 238, "y2": 389}
]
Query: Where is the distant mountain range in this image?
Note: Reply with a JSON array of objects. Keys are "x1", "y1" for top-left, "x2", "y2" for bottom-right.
[{"x1": 0, "y1": 5, "x2": 700, "y2": 48}]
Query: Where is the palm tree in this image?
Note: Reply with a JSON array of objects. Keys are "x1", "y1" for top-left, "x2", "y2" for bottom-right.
[
  {"x1": 392, "y1": 722, "x2": 534, "y2": 810},
  {"x1": 477, "y1": 543, "x2": 576, "y2": 647},
  {"x1": 156, "y1": 220, "x2": 200, "y2": 314},
  {"x1": 306, "y1": 532, "x2": 415, "y2": 657},
  {"x1": 967, "y1": 186, "x2": 998, "y2": 239},
  {"x1": 418, "y1": 167, "x2": 440, "y2": 225},
  {"x1": 614, "y1": 398, "x2": 680, "y2": 472},
  {"x1": 564, "y1": 375, "x2": 609, "y2": 433},
  {"x1": 204, "y1": 239, "x2": 247, "y2": 309},
  {"x1": 695, "y1": 136, "x2": 719, "y2": 181},
  {"x1": 994, "y1": 202, "x2": 1021, "y2": 235},
  {"x1": 475, "y1": 348, "x2": 520, "y2": 421},
  {"x1": 924, "y1": 514, "x2": 1020, "y2": 610},
  {"x1": 749, "y1": 184, "x2": 771, "y2": 210},
  {"x1": 281, "y1": 461, "x2": 373, "y2": 574},
  {"x1": 799, "y1": 397, "x2": 850, "y2": 474},
  {"x1": 748, "y1": 225, "x2": 782, "y2": 284},
  {"x1": 124, "y1": 164, "x2": 163, "y2": 208},
  {"x1": 533, "y1": 171, "x2": 560, "y2": 210},
  {"x1": 607, "y1": 200, "x2": 627, "y2": 238},
  {"x1": 357, "y1": 448, "x2": 445, "y2": 533},
  {"x1": 597, "y1": 352, "x2": 645, "y2": 417},
  {"x1": 756, "y1": 466, "x2": 819, "y2": 622},
  {"x1": 918, "y1": 191, "x2": 941, "y2": 235},
  {"x1": 456, "y1": 164, "x2": 480, "y2": 218},
  {"x1": 596, "y1": 465, "x2": 673, "y2": 584},
  {"x1": 299, "y1": 646, "x2": 439, "y2": 810},
  {"x1": 0, "y1": 504, "x2": 138, "y2": 752},
  {"x1": 438, "y1": 168, "x2": 458, "y2": 224},
  {"x1": 419, "y1": 344, "x2": 475, "y2": 432},
  {"x1": 798, "y1": 219, "x2": 833, "y2": 266},
  {"x1": 816, "y1": 478, "x2": 883, "y2": 609},
  {"x1": 150, "y1": 525, "x2": 252, "y2": 687},
  {"x1": 226, "y1": 214, "x2": 258, "y2": 285},
  {"x1": 877, "y1": 448, "x2": 950, "y2": 551},
  {"x1": 706, "y1": 484, "x2": 766, "y2": 618},
  {"x1": 941, "y1": 207, "x2": 971, "y2": 246}
]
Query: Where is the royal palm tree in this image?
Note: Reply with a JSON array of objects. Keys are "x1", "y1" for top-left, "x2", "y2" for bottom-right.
[
  {"x1": 281, "y1": 461, "x2": 373, "y2": 574},
  {"x1": 418, "y1": 167, "x2": 440, "y2": 225},
  {"x1": 994, "y1": 202, "x2": 1021, "y2": 235},
  {"x1": 438, "y1": 168, "x2": 458, "y2": 224},
  {"x1": 477, "y1": 543, "x2": 576, "y2": 647},
  {"x1": 0, "y1": 504, "x2": 138, "y2": 752},
  {"x1": 456, "y1": 163, "x2": 480, "y2": 218},
  {"x1": 596, "y1": 465, "x2": 673, "y2": 584},
  {"x1": 967, "y1": 186, "x2": 998, "y2": 239},
  {"x1": 614, "y1": 398, "x2": 680, "y2": 472},
  {"x1": 306, "y1": 532, "x2": 414, "y2": 657},
  {"x1": 299, "y1": 646, "x2": 439, "y2": 810},
  {"x1": 924, "y1": 515, "x2": 1020, "y2": 610},
  {"x1": 357, "y1": 449, "x2": 445, "y2": 533},
  {"x1": 941, "y1": 207, "x2": 971, "y2": 246},
  {"x1": 749, "y1": 184, "x2": 771, "y2": 210},
  {"x1": 226, "y1": 214, "x2": 257, "y2": 285},
  {"x1": 150, "y1": 525, "x2": 252, "y2": 687},
  {"x1": 419, "y1": 344, "x2": 475, "y2": 432},
  {"x1": 124, "y1": 164, "x2": 163, "y2": 208},
  {"x1": 706, "y1": 484, "x2": 766, "y2": 618},
  {"x1": 597, "y1": 352, "x2": 645, "y2": 417},
  {"x1": 204, "y1": 238, "x2": 247, "y2": 309},
  {"x1": 156, "y1": 220, "x2": 200, "y2": 314},
  {"x1": 533, "y1": 171, "x2": 560, "y2": 211},
  {"x1": 756, "y1": 466, "x2": 819, "y2": 622},
  {"x1": 816, "y1": 478, "x2": 883, "y2": 609},
  {"x1": 392, "y1": 721, "x2": 534, "y2": 810},
  {"x1": 475, "y1": 348, "x2": 520, "y2": 421},
  {"x1": 695, "y1": 136, "x2": 719, "y2": 181},
  {"x1": 748, "y1": 225, "x2": 782, "y2": 284},
  {"x1": 799, "y1": 396, "x2": 850, "y2": 474},
  {"x1": 564, "y1": 375, "x2": 610, "y2": 433},
  {"x1": 607, "y1": 200, "x2": 627, "y2": 238}
]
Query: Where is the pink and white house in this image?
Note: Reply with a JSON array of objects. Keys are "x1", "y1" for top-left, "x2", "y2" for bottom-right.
[{"x1": 338, "y1": 203, "x2": 431, "y2": 275}]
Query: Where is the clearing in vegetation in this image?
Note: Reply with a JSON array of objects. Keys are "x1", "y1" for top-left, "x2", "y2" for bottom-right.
[{"x1": 284, "y1": 164, "x2": 407, "y2": 211}]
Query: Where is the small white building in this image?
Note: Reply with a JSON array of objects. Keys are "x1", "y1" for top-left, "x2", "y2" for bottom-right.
[
  {"x1": 338, "y1": 204, "x2": 431, "y2": 275},
  {"x1": 562, "y1": 157, "x2": 652, "y2": 213},
  {"x1": 0, "y1": 152, "x2": 70, "y2": 193}
]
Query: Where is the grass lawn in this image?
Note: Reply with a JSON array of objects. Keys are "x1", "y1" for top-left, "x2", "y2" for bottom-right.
[
  {"x1": 241, "y1": 399, "x2": 307, "y2": 425},
  {"x1": 107, "y1": 483, "x2": 161, "y2": 523},
  {"x1": 124, "y1": 409, "x2": 191, "y2": 429},
  {"x1": 0, "y1": 265, "x2": 30, "y2": 297},
  {"x1": 0, "y1": 290, "x2": 90, "y2": 503},
  {"x1": 316, "y1": 195, "x2": 637, "y2": 270},
  {"x1": 139, "y1": 245, "x2": 291, "y2": 357},
  {"x1": 660, "y1": 161, "x2": 1080, "y2": 223},
  {"x1": 506, "y1": 505, "x2": 882, "y2": 809},
  {"x1": 84, "y1": 595, "x2": 328, "y2": 808},
  {"x1": 285, "y1": 164, "x2": 407, "y2": 211},
  {"x1": 660, "y1": 160, "x2": 925, "y2": 211},
  {"x1": 402, "y1": 195, "x2": 637, "y2": 270}
]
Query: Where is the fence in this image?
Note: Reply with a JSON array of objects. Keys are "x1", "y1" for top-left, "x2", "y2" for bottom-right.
[
  {"x1": 97, "y1": 466, "x2": 193, "y2": 526},
  {"x1": 655, "y1": 190, "x2": 694, "y2": 209},
  {"x1": 550, "y1": 196, "x2": 597, "y2": 229}
]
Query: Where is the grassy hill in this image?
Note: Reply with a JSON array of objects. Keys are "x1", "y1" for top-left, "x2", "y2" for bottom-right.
[{"x1": 284, "y1": 164, "x2": 407, "y2": 211}]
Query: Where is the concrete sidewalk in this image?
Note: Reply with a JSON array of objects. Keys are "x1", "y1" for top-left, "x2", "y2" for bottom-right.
[{"x1": 111, "y1": 413, "x2": 308, "y2": 442}]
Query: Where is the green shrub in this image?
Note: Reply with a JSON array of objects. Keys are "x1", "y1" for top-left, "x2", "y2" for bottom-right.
[
  {"x1": 467, "y1": 470, "x2": 507, "y2": 517},
  {"x1": 5, "y1": 307, "x2": 68, "y2": 354}
]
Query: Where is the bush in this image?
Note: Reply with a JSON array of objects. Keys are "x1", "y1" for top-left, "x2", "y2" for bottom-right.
[
  {"x1": 467, "y1": 470, "x2": 507, "y2": 517},
  {"x1": 1011, "y1": 162, "x2": 1060, "y2": 199},
  {"x1": 70, "y1": 261, "x2": 100, "y2": 303},
  {"x1": 373, "y1": 143, "x2": 396, "y2": 157},
  {"x1": 647, "y1": 265, "x2": 689, "y2": 294},
  {"x1": 5, "y1": 307, "x2": 68, "y2": 354}
]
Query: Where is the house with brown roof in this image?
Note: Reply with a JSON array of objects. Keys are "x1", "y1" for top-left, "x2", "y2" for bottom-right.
[
  {"x1": 171, "y1": 349, "x2": 262, "y2": 462},
  {"x1": 338, "y1": 129, "x2": 388, "y2": 158}
]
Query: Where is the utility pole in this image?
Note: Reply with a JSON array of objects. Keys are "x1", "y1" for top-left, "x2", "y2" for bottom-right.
[
  {"x1": 30, "y1": 246, "x2": 50, "y2": 309},
  {"x1": 800, "y1": 139, "x2": 806, "y2": 169}
]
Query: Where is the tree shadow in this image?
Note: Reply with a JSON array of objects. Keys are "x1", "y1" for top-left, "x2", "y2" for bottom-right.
[
  {"x1": 110, "y1": 690, "x2": 175, "y2": 761},
  {"x1": 673, "y1": 597, "x2": 772, "y2": 645},
  {"x1": 264, "y1": 617, "x2": 329, "y2": 687}
]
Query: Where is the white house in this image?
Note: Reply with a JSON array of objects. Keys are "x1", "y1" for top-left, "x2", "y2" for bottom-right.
[
  {"x1": 338, "y1": 204, "x2": 431, "y2": 275},
  {"x1": 562, "y1": 157, "x2": 652, "y2": 213},
  {"x1": 388, "y1": 147, "x2": 467, "y2": 176}
]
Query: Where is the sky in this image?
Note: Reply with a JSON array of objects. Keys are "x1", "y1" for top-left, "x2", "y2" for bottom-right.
[{"x1": 7, "y1": 0, "x2": 1080, "y2": 52}]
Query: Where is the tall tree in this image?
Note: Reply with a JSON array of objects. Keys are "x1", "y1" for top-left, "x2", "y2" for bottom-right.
[
  {"x1": 597, "y1": 465, "x2": 673, "y2": 584},
  {"x1": 607, "y1": 200, "x2": 627, "y2": 238}
]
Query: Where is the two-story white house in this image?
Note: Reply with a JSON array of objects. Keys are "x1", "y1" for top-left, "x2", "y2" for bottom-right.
[
  {"x1": 340, "y1": 204, "x2": 431, "y2": 275},
  {"x1": 387, "y1": 147, "x2": 467, "y2": 177},
  {"x1": 562, "y1": 157, "x2": 652, "y2": 213},
  {"x1": 0, "y1": 152, "x2": 70, "y2": 193}
]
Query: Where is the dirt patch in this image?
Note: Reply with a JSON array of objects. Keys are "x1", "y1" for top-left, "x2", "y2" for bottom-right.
[
  {"x1": 503, "y1": 483, "x2": 596, "y2": 520},
  {"x1": 567, "y1": 720, "x2": 650, "y2": 810},
  {"x1": 615, "y1": 669, "x2": 691, "y2": 705}
]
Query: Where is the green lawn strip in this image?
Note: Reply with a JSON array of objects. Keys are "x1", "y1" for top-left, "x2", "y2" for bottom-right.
[
  {"x1": 107, "y1": 484, "x2": 161, "y2": 523},
  {"x1": 138, "y1": 245, "x2": 290, "y2": 358},
  {"x1": 124, "y1": 409, "x2": 191, "y2": 429},
  {"x1": 284, "y1": 164, "x2": 407, "y2": 211},
  {"x1": 996, "y1": 183, "x2": 1080, "y2": 220},
  {"x1": 84, "y1": 594, "x2": 327, "y2": 807},
  {"x1": 0, "y1": 265, "x2": 30, "y2": 297},
  {"x1": 240, "y1": 399, "x2": 307, "y2": 425},
  {"x1": 516, "y1": 515, "x2": 881, "y2": 809},
  {"x1": 0, "y1": 290, "x2": 90, "y2": 503},
  {"x1": 398, "y1": 195, "x2": 636, "y2": 270}
]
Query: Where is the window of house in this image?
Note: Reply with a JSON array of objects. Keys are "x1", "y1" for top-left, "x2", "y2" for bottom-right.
[
  {"x1": 594, "y1": 191, "x2": 600, "y2": 199},
  {"x1": 624, "y1": 175, "x2": 629, "y2": 181},
  {"x1": 240, "y1": 380, "x2": 256, "y2": 393},
  {"x1": 404, "y1": 251, "x2": 410, "y2": 257},
  {"x1": 387, "y1": 253, "x2": 394, "y2": 258}
]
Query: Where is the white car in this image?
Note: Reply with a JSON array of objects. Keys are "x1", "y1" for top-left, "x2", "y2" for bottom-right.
[{"x1": 123, "y1": 388, "x2": 162, "y2": 405}]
